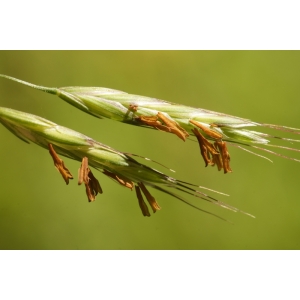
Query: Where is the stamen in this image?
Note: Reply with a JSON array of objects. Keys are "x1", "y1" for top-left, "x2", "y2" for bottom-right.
[
  {"x1": 192, "y1": 128, "x2": 221, "y2": 168},
  {"x1": 215, "y1": 141, "x2": 232, "y2": 174},
  {"x1": 48, "y1": 143, "x2": 73, "y2": 184},
  {"x1": 138, "y1": 182, "x2": 161, "y2": 213},
  {"x1": 136, "y1": 112, "x2": 189, "y2": 141},
  {"x1": 78, "y1": 156, "x2": 89, "y2": 185},
  {"x1": 211, "y1": 150, "x2": 223, "y2": 171},
  {"x1": 135, "y1": 185, "x2": 150, "y2": 217},
  {"x1": 191, "y1": 125, "x2": 232, "y2": 174},
  {"x1": 157, "y1": 112, "x2": 189, "y2": 141},
  {"x1": 78, "y1": 157, "x2": 103, "y2": 202}
]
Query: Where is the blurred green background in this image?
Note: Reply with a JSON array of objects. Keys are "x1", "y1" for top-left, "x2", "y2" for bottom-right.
[{"x1": 0, "y1": 51, "x2": 299, "y2": 249}]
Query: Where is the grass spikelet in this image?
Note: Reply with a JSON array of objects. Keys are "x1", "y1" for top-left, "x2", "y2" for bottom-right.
[{"x1": 2, "y1": 74, "x2": 299, "y2": 174}]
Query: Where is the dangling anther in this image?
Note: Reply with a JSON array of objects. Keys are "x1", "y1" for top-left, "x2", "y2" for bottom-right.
[
  {"x1": 190, "y1": 120, "x2": 232, "y2": 173},
  {"x1": 138, "y1": 182, "x2": 161, "y2": 213},
  {"x1": 215, "y1": 141, "x2": 232, "y2": 174},
  {"x1": 135, "y1": 185, "x2": 151, "y2": 217},
  {"x1": 48, "y1": 143, "x2": 73, "y2": 184},
  {"x1": 192, "y1": 128, "x2": 220, "y2": 167},
  {"x1": 78, "y1": 157, "x2": 103, "y2": 202}
]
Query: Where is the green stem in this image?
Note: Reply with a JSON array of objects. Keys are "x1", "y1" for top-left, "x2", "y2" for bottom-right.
[{"x1": 0, "y1": 74, "x2": 58, "y2": 95}]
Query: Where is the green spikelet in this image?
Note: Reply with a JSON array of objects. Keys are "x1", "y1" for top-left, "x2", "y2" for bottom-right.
[{"x1": 1, "y1": 74, "x2": 299, "y2": 174}]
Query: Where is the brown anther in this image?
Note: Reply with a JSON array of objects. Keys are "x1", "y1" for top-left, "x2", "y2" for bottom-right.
[
  {"x1": 136, "y1": 112, "x2": 189, "y2": 141},
  {"x1": 48, "y1": 143, "x2": 73, "y2": 184},
  {"x1": 78, "y1": 156, "x2": 89, "y2": 185},
  {"x1": 138, "y1": 182, "x2": 161, "y2": 213},
  {"x1": 103, "y1": 169, "x2": 134, "y2": 190},
  {"x1": 192, "y1": 128, "x2": 220, "y2": 167},
  {"x1": 86, "y1": 170, "x2": 103, "y2": 201},
  {"x1": 211, "y1": 149, "x2": 224, "y2": 171},
  {"x1": 137, "y1": 115, "x2": 162, "y2": 128},
  {"x1": 135, "y1": 185, "x2": 150, "y2": 217},
  {"x1": 157, "y1": 112, "x2": 189, "y2": 141},
  {"x1": 191, "y1": 122, "x2": 232, "y2": 174},
  {"x1": 78, "y1": 157, "x2": 103, "y2": 202},
  {"x1": 190, "y1": 120, "x2": 223, "y2": 140},
  {"x1": 215, "y1": 141, "x2": 232, "y2": 174}
]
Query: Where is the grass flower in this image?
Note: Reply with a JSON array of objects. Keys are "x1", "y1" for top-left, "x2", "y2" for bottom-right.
[
  {"x1": 1, "y1": 74, "x2": 299, "y2": 174},
  {"x1": 0, "y1": 107, "x2": 253, "y2": 221}
]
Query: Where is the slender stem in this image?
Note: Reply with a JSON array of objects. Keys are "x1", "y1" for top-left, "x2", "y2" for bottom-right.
[{"x1": 0, "y1": 74, "x2": 58, "y2": 95}]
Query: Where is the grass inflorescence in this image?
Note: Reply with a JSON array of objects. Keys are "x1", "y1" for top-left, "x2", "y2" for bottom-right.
[{"x1": 1, "y1": 74, "x2": 299, "y2": 175}]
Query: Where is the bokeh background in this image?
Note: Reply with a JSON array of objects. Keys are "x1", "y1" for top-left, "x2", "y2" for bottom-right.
[{"x1": 0, "y1": 51, "x2": 299, "y2": 249}]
